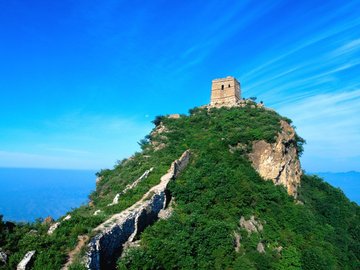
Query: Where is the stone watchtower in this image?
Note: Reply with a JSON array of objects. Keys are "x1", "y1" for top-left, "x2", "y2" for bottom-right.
[{"x1": 210, "y1": 76, "x2": 241, "y2": 106}]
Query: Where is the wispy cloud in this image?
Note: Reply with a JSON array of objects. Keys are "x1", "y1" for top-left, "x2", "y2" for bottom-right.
[
  {"x1": 242, "y1": 10, "x2": 360, "y2": 82},
  {"x1": 1, "y1": 1, "x2": 359, "y2": 171},
  {"x1": 45, "y1": 147, "x2": 92, "y2": 155},
  {"x1": 0, "y1": 113, "x2": 153, "y2": 169},
  {"x1": 278, "y1": 90, "x2": 360, "y2": 171},
  {"x1": 171, "y1": 1, "x2": 283, "y2": 74},
  {"x1": 232, "y1": 1, "x2": 360, "y2": 170},
  {"x1": 330, "y1": 38, "x2": 360, "y2": 57}
]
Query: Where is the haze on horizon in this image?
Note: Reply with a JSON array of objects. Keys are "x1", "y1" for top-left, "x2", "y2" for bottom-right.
[{"x1": 0, "y1": 0, "x2": 359, "y2": 172}]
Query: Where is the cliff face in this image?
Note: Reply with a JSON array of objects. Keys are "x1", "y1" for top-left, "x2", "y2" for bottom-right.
[{"x1": 248, "y1": 120, "x2": 302, "y2": 197}]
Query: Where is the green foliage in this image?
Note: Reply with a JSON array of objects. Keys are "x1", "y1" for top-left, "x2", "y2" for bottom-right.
[
  {"x1": 274, "y1": 246, "x2": 302, "y2": 270},
  {"x1": 118, "y1": 107, "x2": 359, "y2": 269},
  {"x1": 152, "y1": 115, "x2": 164, "y2": 126},
  {"x1": 294, "y1": 134, "x2": 306, "y2": 157},
  {"x1": 298, "y1": 175, "x2": 360, "y2": 269},
  {"x1": 1, "y1": 106, "x2": 358, "y2": 269},
  {"x1": 301, "y1": 247, "x2": 336, "y2": 270},
  {"x1": 137, "y1": 137, "x2": 150, "y2": 150},
  {"x1": 68, "y1": 263, "x2": 87, "y2": 270},
  {"x1": 281, "y1": 116, "x2": 293, "y2": 125}
]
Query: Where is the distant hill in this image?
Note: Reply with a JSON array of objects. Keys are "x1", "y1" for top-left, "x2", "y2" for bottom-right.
[{"x1": 314, "y1": 171, "x2": 360, "y2": 204}]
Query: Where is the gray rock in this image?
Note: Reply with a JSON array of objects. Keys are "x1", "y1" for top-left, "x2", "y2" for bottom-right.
[
  {"x1": 17, "y1": 250, "x2": 35, "y2": 270},
  {"x1": 257, "y1": 242, "x2": 265, "y2": 253},
  {"x1": 0, "y1": 249, "x2": 7, "y2": 265},
  {"x1": 47, "y1": 222, "x2": 60, "y2": 235},
  {"x1": 248, "y1": 120, "x2": 302, "y2": 198},
  {"x1": 239, "y1": 216, "x2": 263, "y2": 234},
  {"x1": 63, "y1": 214, "x2": 71, "y2": 221},
  {"x1": 108, "y1": 168, "x2": 154, "y2": 207},
  {"x1": 233, "y1": 232, "x2": 241, "y2": 252},
  {"x1": 27, "y1": 229, "x2": 38, "y2": 235},
  {"x1": 95, "y1": 176, "x2": 103, "y2": 184}
]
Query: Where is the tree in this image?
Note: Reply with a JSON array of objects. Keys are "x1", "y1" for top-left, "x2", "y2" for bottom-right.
[
  {"x1": 152, "y1": 115, "x2": 164, "y2": 126},
  {"x1": 275, "y1": 246, "x2": 302, "y2": 270},
  {"x1": 301, "y1": 247, "x2": 336, "y2": 270}
]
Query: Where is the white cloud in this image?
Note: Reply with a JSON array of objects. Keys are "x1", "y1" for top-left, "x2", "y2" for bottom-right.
[
  {"x1": 330, "y1": 38, "x2": 360, "y2": 57},
  {"x1": 0, "y1": 113, "x2": 153, "y2": 169},
  {"x1": 277, "y1": 90, "x2": 360, "y2": 171}
]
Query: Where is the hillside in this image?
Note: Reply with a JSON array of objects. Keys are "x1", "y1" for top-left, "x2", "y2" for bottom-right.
[{"x1": 0, "y1": 104, "x2": 359, "y2": 270}]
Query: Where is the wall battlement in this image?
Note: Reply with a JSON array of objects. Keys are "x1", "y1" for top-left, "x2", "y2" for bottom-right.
[{"x1": 210, "y1": 76, "x2": 241, "y2": 106}]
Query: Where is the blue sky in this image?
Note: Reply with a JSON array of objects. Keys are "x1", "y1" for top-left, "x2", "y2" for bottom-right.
[{"x1": 0, "y1": 0, "x2": 359, "y2": 172}]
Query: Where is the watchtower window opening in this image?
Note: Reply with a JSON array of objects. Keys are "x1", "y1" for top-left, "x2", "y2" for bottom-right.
[
  {"x1": 221, "y1": 85, "x2": 224, "y2": 90},
  {"x1": 228, "y1": 84, "x2": 231, "y2": 88}
]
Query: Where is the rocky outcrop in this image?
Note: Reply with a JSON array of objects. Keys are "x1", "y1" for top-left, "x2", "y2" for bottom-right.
[
  {"x1": 233, "y1": 232, "x2": 241, "y2": 252},
  {"x1": 17, "y1": 251, "x2": 35, "y2": 270},
  {"x1": 248, "y1": 120, "x2": 302, "y2": 197},
  {"x1": 239, "y1": 216, "x2": 263, "y2": 234},
  {"x1": 168, "y1": 114, "x2": 180, "y2": 119},
  {"x1": 28, "y1": 230, "x2": 38, "y2": 235},
  {"x1": 63, "y1": 214, "x2": 72, "y2": 221},
  {"x1": 229, "y1": 142, "x2": 247, "y2": 153},
  {"x1": 47, "y1": 215, "x2": 72, "y2": 235},
  {"x1": 158, "y1": 197, "x2": 175, "y2": 220},
  {"x1": 0, "y1": 249, "x2": 7, "y2": 265},
  {"x1": 85, "y1": 150, "x2": 191, "y2": 270},
  {"x1": 150, "y1": 123, "x2": 168, "y2": 151},
  {"x1": 47, "y1": 222, "x2": 60, "y2": 235},
  {"x1": 96, "y1": 176, "x2": 104, "y2": 184},
  {"x1": 233, "y1": 216, "x2": 264, "y2": 253},
  {"x1": 257, "y1": 242, "x2": 265, "y2": 253},
  {"x1": 108, "y1": 168, "x2": 154, "y2": 207},
  {"x1": 108, "y1": 193, "x2": 120, "y2": 207}
]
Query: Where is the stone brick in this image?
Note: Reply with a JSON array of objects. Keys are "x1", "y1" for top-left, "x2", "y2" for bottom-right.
[{"x1": 210, "y1": 76, "x2": 241, "y2": 106}]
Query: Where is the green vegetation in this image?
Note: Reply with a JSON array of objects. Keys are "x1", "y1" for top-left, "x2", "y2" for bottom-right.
[{"x1": 0, "y1": 105, "x2": 359, "y2": 269}]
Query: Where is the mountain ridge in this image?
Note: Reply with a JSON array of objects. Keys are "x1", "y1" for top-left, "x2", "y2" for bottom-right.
[{"x1": 0, "y1": 103, "x2": 359, "y2": 270}]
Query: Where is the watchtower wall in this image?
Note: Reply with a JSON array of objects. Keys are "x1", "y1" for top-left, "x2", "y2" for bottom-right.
[{"x1": 210, "y1": 76, "x2": 241, "y2": 106}]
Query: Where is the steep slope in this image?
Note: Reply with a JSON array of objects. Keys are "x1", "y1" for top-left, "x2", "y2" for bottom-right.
[
  {"x1": 0, "y1": 104, "x2": 359, "y2": 270},
  {"x1": 249, "y1": 120, "x2": 302, "y2": 198}
]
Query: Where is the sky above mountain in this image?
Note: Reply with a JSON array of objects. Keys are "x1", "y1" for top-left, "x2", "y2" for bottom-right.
[{"x1": 0, "y1": 0, "x2": 359, "y2": 171}]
